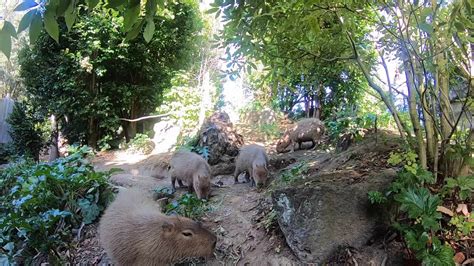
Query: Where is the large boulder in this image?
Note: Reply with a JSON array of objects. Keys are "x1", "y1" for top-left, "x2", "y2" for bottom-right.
[
  {"x1": 197, "y1": 112, "x2": 244, "y2": 165},
  {"x1": 272, "y1": 169, "x2": 396, "y2": 264}
]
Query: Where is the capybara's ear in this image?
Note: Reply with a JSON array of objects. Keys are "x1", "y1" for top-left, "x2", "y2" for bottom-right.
[{"x1": 162, "y1": 222, "x2": 174, "y2": 232}]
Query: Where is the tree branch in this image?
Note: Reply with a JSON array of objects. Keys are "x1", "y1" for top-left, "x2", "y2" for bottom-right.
[{"x1": 119, "y1": 113, "x2": 171, "y2": 122}]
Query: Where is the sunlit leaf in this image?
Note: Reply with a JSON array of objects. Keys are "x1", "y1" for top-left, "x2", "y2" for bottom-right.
[
  {"x1": 29, "y1": 11, "x2": 43, "y2": 44},
  {"x1": 125, "y1": 19, "x2": 144, "y2": 40},
  {"x1": 64, "y1": 1, "x2": 76, "y2": 31},
  {"x1": 44, "y1": 9, "x2": 60, "y2": 43},
  {"x1": 143, "y1": 19, "x2": 155, "y2": 43},
  {"x1": 0, "y1": 31, "x2": 12, "y2": 59},
  {"x1": 123, "y1": 1, "x2": 141, "y2": 32},
  {"x1": 14, "y1": 0, "x2": 38, "y2": 11},
  {"x1": 3, "y1": 21, "x2": 17, "y2": 39},
  {"x1": 18, "y1": 9, "x2": 36, "y2": 34},
  {"x1": 418, "y1": 22, "x2": 433, "y2": 34}
]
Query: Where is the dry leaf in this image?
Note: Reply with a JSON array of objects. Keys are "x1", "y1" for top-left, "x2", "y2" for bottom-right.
[
  {"x1": 454, "y1": 252, "x2": 465, "y2": 264},
  {"x1": 437, "y1": 206, "x2": 454, "y2": 216},
  {"x1": 456, "y1": 204, "x2": 469, "y2": 216}
]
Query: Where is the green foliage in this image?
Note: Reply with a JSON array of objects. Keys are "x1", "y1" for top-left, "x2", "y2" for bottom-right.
[
  {"x1": 128, "y1": 133, "x2": 154, "y2": 154},
  {"x1": 176, "y1": 134, "x2": 209, "y2": 160},
  {"x1": 368, "y1": 191, "x2": 387, "y2": 204},
  {"x1": 442, "y1": 176, "x2": 474, "y2": 201},
  {"x1": 164, "y1": 193, "x2": 211, "y2": 219},
  {"x1": 261, "y1": 209, "x2": 278, "y2": 232},
  {"x1": 326, "y1": 109, "x2": 377, "y2": 143},
  {"x1": 0, "y1": 143, "x2": 16, "y2": 164},
  {"x1": 449, "y1": 213, "x2": 474, "y2": 239},
  {"x1": 0, "y1": 146, "x2": 114, "y2": 263},
  {"x1": 18, "y1": 2, "x2": 201, "y2": 147},
  {"x1": 258, "y1": 123, "x2": 281, "y2": 139},
  {"x1": 279, "y1": 162, "x2": 309, "y2": 184},
  {"x1": 7, "y1": 103, "x2": 45, "y2": 161}
]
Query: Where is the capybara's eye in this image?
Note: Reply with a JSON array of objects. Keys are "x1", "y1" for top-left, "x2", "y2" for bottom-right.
[{"x1": 182, "y1": 231, "x2": 193, "y2": 237}]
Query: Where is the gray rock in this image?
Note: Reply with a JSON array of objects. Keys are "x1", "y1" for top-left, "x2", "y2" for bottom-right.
[{"x1": 272, "y1": 169, "x2": 396, "y2": 263}]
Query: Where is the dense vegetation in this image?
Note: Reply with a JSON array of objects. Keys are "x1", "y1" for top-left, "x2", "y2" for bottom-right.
[
  {"x1": 0, "y1": 146, "x2": 115, "y2": 263},
  {"x1": 0, "y1": 0, "x2": 471, "y2": 264}
]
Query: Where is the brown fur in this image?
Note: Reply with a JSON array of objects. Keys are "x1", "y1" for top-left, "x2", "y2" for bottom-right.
[
  {"x1": 276, "y1": 118, "x2": 325, "y2": 153},
  {"x1": 169, "y1": 151, "x2": 212, "y2": 200},
  {"x1": 234, "y1": 144, "x2": 269, "y2": 187},
  {"x1": 99, "y1": 189, "x2": 217, "y2": 266},
  {"x1": 139, "y1": 153, "x2": 172, "y2": 178}
]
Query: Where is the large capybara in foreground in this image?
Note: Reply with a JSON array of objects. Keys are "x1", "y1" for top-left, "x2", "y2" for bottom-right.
[
  {"x1": 234, "y1": 144, "x2": 269, "y2": 187},
  {"x1": 169, "y1": 151, "x2": 212, "y2": 200},
  {"x1": 276, "y1": 118, "x2": 325, "y2": 153},
  {"x1": 99, "y1": 188, "x2": 217, "y2": 266}
]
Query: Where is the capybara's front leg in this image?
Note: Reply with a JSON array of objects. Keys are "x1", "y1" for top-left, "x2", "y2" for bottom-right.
[
  {"x1": 234, "y1": 169, "x2": 240, "y2": 184},
  {"x1": 178, "y1": 180, "x2": 185, "y2": 187},
  {"x1": 171, "y1": 176, "x2": 177, "y2": 193},
  {"x1": 188, "y1": 184, "x2": 194, "y2": 194}
]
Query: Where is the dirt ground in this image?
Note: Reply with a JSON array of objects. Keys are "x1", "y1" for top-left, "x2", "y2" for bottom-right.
[
  {"x1": 72, "y1": 147, "x2": 300, "y2": 265},
  {"x1": 72, "y1": 130, "x2": 405, "y2": 265}
]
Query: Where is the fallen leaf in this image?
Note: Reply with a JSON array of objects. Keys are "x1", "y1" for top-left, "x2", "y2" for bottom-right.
[
  {"x1": 437, "y1": 206, "x2": 454, "y2": 216},
  {"x1": 456, "y1": 204, "x2": 469, "y2": 216},
  {"x1": 454, "y1": 252, "x2": 465, "y2": 264}
]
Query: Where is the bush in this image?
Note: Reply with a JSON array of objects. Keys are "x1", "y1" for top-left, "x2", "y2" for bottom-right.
[
  {"x1": 0, "y1": 146, "x2": 115, "y2": 264},
  {"x1": 128, "y1": 133, "x2": 155, "y2": 154},
  {"x1": 164, "y1": 193, "x2": 211, "y2": 219},
  {"x1": 7, "y1": 103, "x2": 45, "y2": 161},
  {"x1": 326, "y1": 110, "x2": 377, "y2": 144},
  {"x1": 0, "y1": 143, "x2": 16, "y2": 164}
]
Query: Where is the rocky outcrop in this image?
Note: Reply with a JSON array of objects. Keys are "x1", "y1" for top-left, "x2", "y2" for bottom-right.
[
  {"x1": 197, "y1": 112, "x2": 244, "y2": 165},
  {"x1": 152, "y1": 120, "x2": 181, "y2": 154},
  {"x1": 272, "y1": 169, "x2": 396, "y2": 264}
]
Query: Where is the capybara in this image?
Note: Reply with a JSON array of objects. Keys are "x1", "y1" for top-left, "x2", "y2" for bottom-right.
[
  {"x1": 169, "y1": 151, "x2": 212, "y2": 200},
  {"x1": 276, "y1": 118, "x2": 325, "y2": 153},
  {"x1": 234, "y1": 144, "x2": 269, "y2": 187},
  {"x1": 99, "y1": 188, "x2": 217, "y2": 266}
]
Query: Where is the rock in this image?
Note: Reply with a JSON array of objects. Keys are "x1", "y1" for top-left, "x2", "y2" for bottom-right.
[
  {"x1": 152, "y1": 120, "x2": 181, "y2": 153},
  {"x1": 241, "y1": 107, "x2": 277, "y2": 126},
  {"x1": 197, "y1": 112, "x2": 244, "y2": 165},
  {"x1": 211, "y1": 162, "x2": 235, "y2": 176},
  {"x1": 272, "y1": 169, "x2": 396, "y2": 264}
]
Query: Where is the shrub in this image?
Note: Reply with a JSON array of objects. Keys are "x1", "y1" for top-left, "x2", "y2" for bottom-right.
[
  {"x1": 128, "y1": 133, "x2": 154, "y2": 154},
  {"x1": 164, "y1": 193, "x2": 211, "y2": 219},
  {"x1": 0, "y1": 146, "x2": 115, "y2": 264},
  {"x1": 7, "y1": 103, "x2": 45, "y2": 161}
]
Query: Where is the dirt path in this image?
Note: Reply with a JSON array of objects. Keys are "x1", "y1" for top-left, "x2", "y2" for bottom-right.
[{"x1": 74, "y1": 149, "x2": 300, "y2": 265}]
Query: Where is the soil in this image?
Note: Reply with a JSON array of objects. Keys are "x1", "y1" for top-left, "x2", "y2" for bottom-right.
[{"x1": 71, "y1": 129, "x2": 405, "y2": 265}]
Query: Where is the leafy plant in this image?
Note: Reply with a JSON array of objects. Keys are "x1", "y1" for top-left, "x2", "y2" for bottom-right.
[
  {"x1": 279, "y1": 162, "x2": 309, "y2": 184},
  {"x1": 0, "y1": 145, "x2": 114, "y2": 264},
  {"x1": 449, "y1": 213, "x2": 474, "y2": 239},
  {"x1": 164, "y1": 193, "x2": 211, "y2": 219},
  {"x1": 368, "y1": 191, "x2": 387, "y2": 204},
  {"x1": 442, "y1": 176, "x2": 474, "y2": 201},
  {"x1": 128, "y1": 133, "x2": 154, "y2": 154},
  {"x1": 7, "y1": 103, "x2": 46, "y2": 161},
  {"x1": 258, "y1": 123, "x2": 281, "y2": 140}
]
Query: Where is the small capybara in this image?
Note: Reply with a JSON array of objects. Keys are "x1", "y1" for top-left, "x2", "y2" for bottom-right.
[
  {"x1": 234, "y1": 144, "x2": 269, "y2": 187},
  {"x1": 276, "y1": 118, "x2": 325, "y2": 153},
  {"x1": 169, "y1": 151, "x2": 212, "y2": 200},
  {"x1": 99, "y1": 188, "x2": 217, "y2": 266}
]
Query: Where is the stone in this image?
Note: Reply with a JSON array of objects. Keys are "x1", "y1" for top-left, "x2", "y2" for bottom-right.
[
  {"x1": 272, "y1": 169, "x2": 396, "y2": 264},
  {"x1": 152, "y1": 120, "x2": 181, "y2": 153}
]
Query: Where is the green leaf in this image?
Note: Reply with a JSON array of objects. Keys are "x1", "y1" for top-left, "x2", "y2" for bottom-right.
[
  {"x1": 3, "y1": 21, "x2": 17, "y2": 39},
  {"x1": 108, "y1": 0, "x2": 127, "y2": 8},
  {"x1": 454, "y1": 22, "x2": 465, "y2": 32},
  {"x1": 125, "y1": 19, "x2": 144, "y2": 40},
  {"x1": 143, "y1": 19, "x2": 155, "y2": 43},
  {"x1": 206, "y1": 7, "x2": 219, "y2": 14},
  {"x1": 87, "y1": 0, "x2": 100, "y2": 9},
  {"x1": 123, "y1": 1, "x2": 141, "y2": 32},
  {"x1": 64, "y1": 1, "x2": 76, "y2": 31},
  {"x1": 14, "y1": 0, "x2": 38, "y2": 11},
  {"x1": 18, "y1": 9, "x2": 36, "y2": 34},
  {"x1": 29, "y1": 11, "x2": 43, "y2": 45},
  {"x1": 418, "y1": 22, "x2": 433, "y2": 34},
  {"x1": 44, "y1": 9, "x2": 60, "y2": 43},
  {"x1": 0, "y1": 31, "x2": 12, "y2": 59},
  {"x1": 57, "y1": 0, "x2": 71, "y2": 16}
]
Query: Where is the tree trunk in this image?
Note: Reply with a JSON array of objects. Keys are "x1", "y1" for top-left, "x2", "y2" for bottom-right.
[
  {"x1": 403, "y1": 58, "x2": 427, "y2": 169},
  {"x1": 48, "y1": 114, "x2": 59, "y2": 162}
]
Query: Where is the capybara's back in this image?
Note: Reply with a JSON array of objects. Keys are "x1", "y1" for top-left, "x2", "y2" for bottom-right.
[
  {"x1": 276, "y1": 118, "x2": 325, "y2": 152},
  {"x1": 99, "y1": 188, "x2": 217, "y2": 265},
  {"x1": 170, "y1": 151, "x2": 211, "y2": 183},
  {"x1": 234, "y1": 144, "x2": 269, "y2": 186}
]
